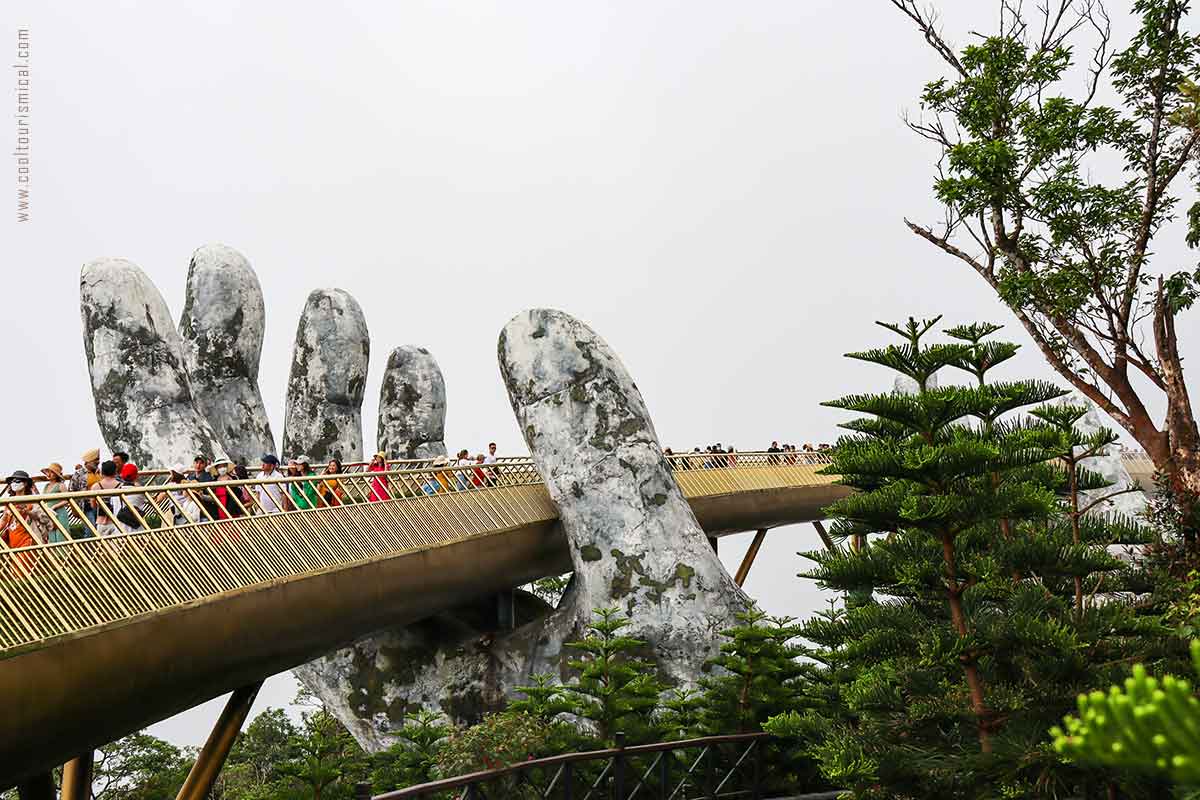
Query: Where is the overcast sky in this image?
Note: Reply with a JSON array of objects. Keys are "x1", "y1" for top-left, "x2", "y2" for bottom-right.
[{"x1": 3, "y1": 1, "x2": 1196, "y2": 747}]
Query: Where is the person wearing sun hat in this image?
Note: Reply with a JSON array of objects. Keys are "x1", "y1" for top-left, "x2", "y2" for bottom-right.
[
  {"x1": 0, "y1": 470, "x2": 53, "y2": 551},
  {"x1": 39, "y1": 462, "x2": 72, "y2": 542},
  {"x1": 288, "y1": 455, "x2": 319, "y2": 511},
  {"x1": 69, "y1": 448, "x2": 103, "y2": 527},
  {"x1": 367, "y1": 450, "x2": 390, "y2": 502},
  {"x1": 206, "y1": 458, "x2": 238, "y2": 519}
]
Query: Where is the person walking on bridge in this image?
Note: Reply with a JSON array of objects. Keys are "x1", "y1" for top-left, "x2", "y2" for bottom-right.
[
  {"x1": 1, "y1": 471, "x2": 52, "y2": 575},
  {"x1": 319, "y1": 459, "x2": 346, "y2": 506},
  {"x1": 116, "y1": 463, "x2": 147, "y2": 530},
  {"x1": 1, "y1": 471, "x2": 51, "y2": 547},
  {"x1": 288, "y1": 456, "x2": 320, "y2": 510},
  {"x1": 255, "y1": 454, "x2": 288, "y2": 513},
  {"x1": 92, "y1": 461, "x2": 122, "y2": 536},
  {"x1": 70, "y1": 449, "x2": 101, "y2": 528},
  {"x1": 40, "y1": 463, "x2": 71, "y2": 542},
  {"x1": 367, "y1": 452, "x2": 390, "y2": 502}
]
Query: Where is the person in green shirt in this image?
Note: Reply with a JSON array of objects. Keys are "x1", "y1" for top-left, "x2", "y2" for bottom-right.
[{"x1": 287, "y1": 456, "x2": 320, "y2": 510}]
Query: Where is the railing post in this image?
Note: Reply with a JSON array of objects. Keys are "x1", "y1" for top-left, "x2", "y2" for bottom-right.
[
  {"x1": 355, "y1": 781, "x2": 372, "y2": 800},
  {"x1": 613, "y1": 732, "x2": 626, "y2": 800},
  {"x1": 752, "y1": 738, "x2": 763, "y2": 800},
  {"x1": 659, "y1": 747, "x2": 669, "y2": 800},
  {"x1": 563, "y1": 761, "x2": 573, "y2": 800}
]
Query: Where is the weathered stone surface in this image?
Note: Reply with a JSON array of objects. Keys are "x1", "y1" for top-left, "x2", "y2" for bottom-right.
[
  {"x1": 80, "y1": 257, "x2": 227, "y2": 466},
  {"x1": 498, "y1": 309, "x2": 749, "y2": 683},
  {"x1": 178, "y1": 244, "x2": 275, "y2": 464},
  {"x1": 376, "y1": 346, "x2": 447, "y2": 459},
  {"x1": 294, "y1": 593, "x2": 552, "y2": 746},
  {"x1": 306, "y1": 309, "x2": 748, "y2": 748},
  {"x1": 282, "y1": 289, "x2": 369, "y2": 463},
  {"x1": 297, "y1": 344, "x2": 447, "y2": 736}
]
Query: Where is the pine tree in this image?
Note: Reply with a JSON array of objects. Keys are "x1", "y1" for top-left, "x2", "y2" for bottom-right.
[
  {"x1": 560, "y1": 607, "x2": 665, "y2": 744},
  {"x1": 775, "y1": 317, "x2": 1176, "y2": 799},
  {"x1": 698, "y1": 607, "x2": 805, "y2": 734}
]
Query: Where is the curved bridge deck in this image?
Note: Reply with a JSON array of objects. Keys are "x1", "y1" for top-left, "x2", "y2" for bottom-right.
[{"x1": 0, "y1": 452, "x2": 843, "y2": 785}]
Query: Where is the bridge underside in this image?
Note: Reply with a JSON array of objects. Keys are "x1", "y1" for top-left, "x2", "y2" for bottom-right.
[{"x1": 1, "y1": 482, "x2": 845, "y2": 787}]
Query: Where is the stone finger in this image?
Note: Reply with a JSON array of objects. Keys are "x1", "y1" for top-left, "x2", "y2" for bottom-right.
[
  {"x1": 282, "y1": 289, "x2": 369, "y2": 463},
  {"x1": 377, "y1": 346, "x2": 447, "y2": 460},
  {"x1": 81, "y1": 257, "x2": 226, "y2": 467},
  {"x1": 179, "y1": 243, "x2": 275, "y2": 464}
]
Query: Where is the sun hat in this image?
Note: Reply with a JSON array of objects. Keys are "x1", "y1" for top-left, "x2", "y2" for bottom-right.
[
  {"x1": 212, "y1": 457, "x2": 232, "y2": 468},
  {"x1": 169, "y1": 463, "x2": 187, "y2": 477},
  {"x1": 5, "y1": 470, "x2": 32, "y2": 484},
  {"x1": 120, "y1": 463, "x2": 139, "y2": 482},
  {"x1": 374, "y1": 451, "x2": 387, "y2": 460},
  {"x1": 81, "y1": 448, "x2": 100, "y2": 463},
  {"x1": 41, "y1": 463, "x2": 64, "y2": 480},
  {"x1": 296, "y1": 454, "x2": 312, "y2": 466},
  {"x1": 432, "y1": 455, "x2": 450, "y2": 467}
]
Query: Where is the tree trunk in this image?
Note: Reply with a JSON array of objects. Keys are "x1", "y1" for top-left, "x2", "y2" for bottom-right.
[{"x1": 941, "y1": 533, "x2": 992, "y2": 753}]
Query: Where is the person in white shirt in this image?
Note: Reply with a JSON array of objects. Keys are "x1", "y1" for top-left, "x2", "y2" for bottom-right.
[
  {"x1": 255, "y1": 454, "x2": 288, "y2": 513},
  {"x1": 483, "y1": 442, "x2": 498, "y2": 464}
]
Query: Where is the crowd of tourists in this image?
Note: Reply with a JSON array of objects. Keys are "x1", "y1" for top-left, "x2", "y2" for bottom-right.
[
  {"x1": 0, "y1": 438, "x2": 830, "y2": 549},
  {"x1": 0, "y1": 442, "x2": 505, "y2": 548},
  {"x1": 662, "y1": 440, "x2": 831, "y2": 468}
]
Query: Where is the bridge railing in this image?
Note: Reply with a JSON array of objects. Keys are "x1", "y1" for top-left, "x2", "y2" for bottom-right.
[
  {"x1": 368, "y1": 732, "x2": 777, "y2": 800},
  {"x1": 0, "y1": 452, "x2": 833, "y2": 654}
]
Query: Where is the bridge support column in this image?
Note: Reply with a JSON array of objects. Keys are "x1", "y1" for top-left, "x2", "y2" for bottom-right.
[
  {"x1": 497, "y1": 589, "x2": 515, "y2": 630},
  {"x1": 734, "y1": 529, "x2": 767, "y2": 587},
  {"x1": 17, "y1": 772, "x2": 54, "y2": 800},
  {"x1": 61, "y1": 752, "x2": 94, "y2": 800},
  {"x1": 812, "y1": 520, "x2": 838, "y2": 553},
  {"x1": 175, "y1": 681, "x2": 262, "y2": 800}
]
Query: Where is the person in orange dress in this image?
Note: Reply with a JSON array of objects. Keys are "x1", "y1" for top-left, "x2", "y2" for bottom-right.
[{"x1": 0, "y1": 471, "x2": 51, "y2": 575}]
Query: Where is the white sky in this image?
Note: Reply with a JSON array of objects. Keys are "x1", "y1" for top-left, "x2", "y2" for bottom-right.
[{"x1": 2, "y1": 1, "x2": 1196, "y2": 746}]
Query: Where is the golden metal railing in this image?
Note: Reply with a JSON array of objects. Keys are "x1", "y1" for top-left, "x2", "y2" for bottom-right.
[{"x1": 0, "y1": 452, "x2": 835, "y2": 655}]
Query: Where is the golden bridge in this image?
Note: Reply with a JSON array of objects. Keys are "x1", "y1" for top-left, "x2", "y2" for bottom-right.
[{"x1": 0, "y1": 450, "x2": 847, "y2": 796}]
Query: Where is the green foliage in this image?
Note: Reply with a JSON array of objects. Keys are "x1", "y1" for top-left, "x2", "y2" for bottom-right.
[
  {"x1": 1053, "y1": 641, "x2": 1200, "y2": 786},
  {"x1": 698, "y1": 608, "x2": 806, "y2": 734},
  {"x1": 897, "y1": 0, "x2": 1200, "y2": 510},
  {"x1": 526, "y1": 573, "x2": 571, "y2": 607},
  {"x1": 276, "y1": 708, "x2": 366, "y2": 800},
  {"x1": 434, "y1": 711, "x2": 554, "y2": 775},
  {"x1": 559, "y1": 606, "x2": 666, "y2": 744},
  {"x1": 790, "y1": 316, "x2": 1179, "y2": 799},
  {"x1": 92, "y1": 732, "x2": 193, "y2": 800},
  {"x1": 368, "y1": 710, "x2": 450, "y2": 792}
]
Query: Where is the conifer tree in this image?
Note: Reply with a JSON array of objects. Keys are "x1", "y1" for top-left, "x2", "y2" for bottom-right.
[
  {"x1": 771, "y1": 317, "x2": 1176, "y2": 799},
  {"x1": 560, "y1": 607, "x2": 665, "y2": 744},
  {"x1": 698, "y1": 607, "x2": 805, "y2": 734}
]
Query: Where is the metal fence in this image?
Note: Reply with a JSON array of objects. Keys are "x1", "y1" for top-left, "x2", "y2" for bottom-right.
[
  {"x1": 0, "y1": 452, "x2": 835, "y2": 655},
  {"x1": 368, "y1": 732, "x2": 776, "y2": 800}
]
